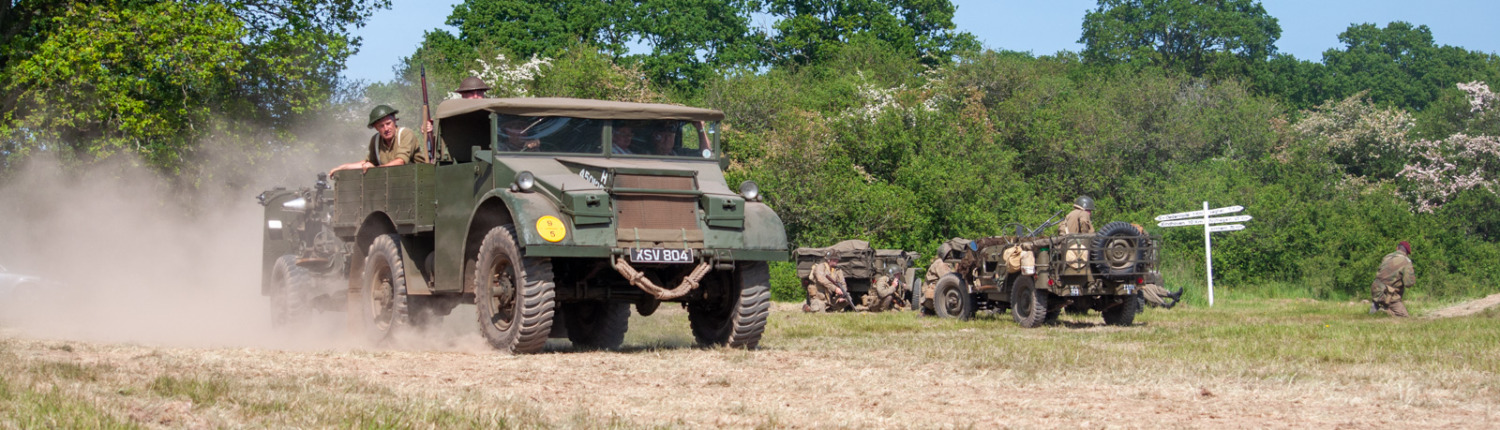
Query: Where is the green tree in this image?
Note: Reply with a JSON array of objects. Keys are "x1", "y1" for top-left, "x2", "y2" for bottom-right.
[
  {"x1": 756, "y1": 0, "x2": 978, "y2": 66},
  {"x1": 420, "y1": 0, "x2": 756, "y2": 91},
  {"x1": 1079, "y1": 0, "x2": 1281, "y2": 78},
  {"x1": 1320, "y1": 22, "x2": 1500, "y2": 111},
  {"x1": 0, "y1": 0, "x2": 387, "y2": 175}
]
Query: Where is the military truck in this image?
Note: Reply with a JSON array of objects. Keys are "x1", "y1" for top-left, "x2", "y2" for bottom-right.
[
  {"x1": 792, "y1": 240, "x2": 918, "y2": 309},
  {"x1": 930, "y1": 221, "x2": 1158, "y2": 327},
  {"x1": 260, "y1": 97, "x2": 788, "y2": 353}
]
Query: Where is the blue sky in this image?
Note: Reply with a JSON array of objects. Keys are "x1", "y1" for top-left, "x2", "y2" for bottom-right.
[{"x1": 342, "y1": 0, "x2": 1500, "y2": 83}]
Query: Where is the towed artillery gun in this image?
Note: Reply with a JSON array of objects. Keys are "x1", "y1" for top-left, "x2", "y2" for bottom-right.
[
  {"x1": 793, "y1": 240, "x2": 919, "y2": 309},
  {"x1": 259, "y1": 98, "x2": 789, "y2": 352},
  {"x1": 930, "y1": 218, "x2": 1159, "y2": 327}
]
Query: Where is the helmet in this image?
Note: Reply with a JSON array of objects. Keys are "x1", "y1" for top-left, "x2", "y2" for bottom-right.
[
  {"x1": 456, "y1": 76, "x2": 491, "y2": 92},
  {"x1": 367, "y1": 105, "x2": 398, "y2": 126},
  {"x1": 1075, "y1": 195, "x2": 1095, "y2": 211},
  {"x1": 824, "y1": 250, "x2": 838, "y2": 261}
]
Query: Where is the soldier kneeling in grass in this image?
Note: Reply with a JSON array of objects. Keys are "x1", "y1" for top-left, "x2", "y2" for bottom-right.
[
  {"x1": 860, "y1": 266, "x2": 905, "y2": 312},
  {"x1": 1370, "y1": 241, "x2": 1415, "y2": 317}
]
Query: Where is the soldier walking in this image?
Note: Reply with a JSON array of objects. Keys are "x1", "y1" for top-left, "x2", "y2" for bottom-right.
[
  {"x1": 805, "y1": 251, "x2": 850, "y2": 312},
  {"x1": 1371, "y1": 241, "x2": 1416, "y2": 317}
]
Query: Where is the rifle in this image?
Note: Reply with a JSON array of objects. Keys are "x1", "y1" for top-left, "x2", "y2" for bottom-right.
[
  {"x1": 1027, "y1": 210, "x2": 1066, "y2": 238},
  {"x1": 420, "y1": 65, "x2": 435, "y2": 163}
]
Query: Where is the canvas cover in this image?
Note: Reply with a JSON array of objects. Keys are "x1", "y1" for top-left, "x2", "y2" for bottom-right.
[
  {"x1": 436, "y1": 97, "x2": 726, "y2": 121},
  {"x1": 794, "y1": 240, "x2": 875, "y2": 279}
]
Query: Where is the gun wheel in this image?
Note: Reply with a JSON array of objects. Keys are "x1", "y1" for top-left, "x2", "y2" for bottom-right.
[
  {"x1": 269, "y1": 255, "x2": 313, "y2": 328},
  {"x1": 474, "y1": 225, "x2": 555, "y2": 354}
]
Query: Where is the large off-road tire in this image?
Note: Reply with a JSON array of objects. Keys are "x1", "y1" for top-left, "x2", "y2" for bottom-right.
[
  {"x1": 563, "y1": 300, "x2": 631, "y2": 350},
  {"x1": 933, "y1": 275, "x2": 973, "y2": 320},
  {"x1": 1103, "y1": 294, "x2": 1141, "y2": 326},
  {"x1": 361, "y1": 234, "x2": 413, "y2": 342},
  {"x1": 688, "y1": 261, "x2": 771, "y2": 349},
  {"x1": 1010, "y1": 275, "x2": 1048, "y2": 328},
  {"x1": 1092, "y1": 221, "x2": 1146, "y2": 280},
  {"x1": 474, "y1": 225, "x2": 556, "y2": 354},
  {"x1": 269, "y1": 255, "x2": 313, "y2": 328}
]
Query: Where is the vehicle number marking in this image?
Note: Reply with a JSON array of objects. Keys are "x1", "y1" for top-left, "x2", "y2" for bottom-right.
[
  {"x1": 536, "y1": 216, "x2": 567, "y2": 242},
  {"x1": 631, "y1": 248, "x2": 693, "y2": 264}
]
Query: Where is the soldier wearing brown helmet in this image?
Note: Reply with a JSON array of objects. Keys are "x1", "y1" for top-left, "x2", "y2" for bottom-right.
[
  {"x1": 1371, "y1": 241, "x2": 1415, "y2": 317},
  {"x1": 805, "y1": 250, "x2": 850, "y2": 312},
  {"x1": 331, "y1": 105, "x2": 427, "y2": 175},
  {"x1": 425, "y1": 76, "x2": 492, "y2": 135},
  {"x1": 1059, "y1": 195, "x2": 1095, "y2": 235}
]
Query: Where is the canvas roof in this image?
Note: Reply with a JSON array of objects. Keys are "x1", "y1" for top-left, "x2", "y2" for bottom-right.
[{"x1": 435, "y1": 97, "x2": 725, "y2": 121}]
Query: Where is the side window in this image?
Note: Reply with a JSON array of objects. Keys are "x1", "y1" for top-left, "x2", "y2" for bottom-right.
[{"x1": 497, "y1": 115, "x2": 604, "y2": 154}]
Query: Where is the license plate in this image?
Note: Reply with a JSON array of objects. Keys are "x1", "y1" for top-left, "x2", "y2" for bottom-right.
[
  {"x1": 630, "y1": 248, "x2": 694, "y2": 264},
  {"x1": 1123, "y1": 284, "x2": 1136, "y2": 294}
]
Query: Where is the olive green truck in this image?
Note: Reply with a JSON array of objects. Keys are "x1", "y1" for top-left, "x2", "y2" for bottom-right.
[{"x1": 259, "y1": 98, "x2": 788, "y2": 353}]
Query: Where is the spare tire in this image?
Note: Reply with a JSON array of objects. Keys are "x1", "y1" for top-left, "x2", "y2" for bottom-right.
[{"x1": 1091, "y1": 221, "x2": 1145, "y2": 280}]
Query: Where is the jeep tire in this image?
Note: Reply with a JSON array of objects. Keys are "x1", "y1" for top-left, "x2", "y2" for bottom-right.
[
  {"x1": 1010, "y1": 275, "x2": 1048, "y2": 328},
  {"x1": 933, "y1": 274, "x2": 973, "y2": 320}
]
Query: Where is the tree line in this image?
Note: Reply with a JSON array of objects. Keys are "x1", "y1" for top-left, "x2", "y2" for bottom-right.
[{"x1": 3, "y1": 0, "x2": 1498, "y2": 301}]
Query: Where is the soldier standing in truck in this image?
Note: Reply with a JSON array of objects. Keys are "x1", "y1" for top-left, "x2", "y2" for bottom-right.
[
  {"x1": 331, "y1": 105, "x2": 427, "y2": 175},
  {"x1": 805, "y1": 251, "x2": 850, "y2": 312}
]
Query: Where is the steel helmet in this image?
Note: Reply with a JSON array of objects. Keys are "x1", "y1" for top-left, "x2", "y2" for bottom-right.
[
  {"x1": 367, "y1": 105, "x2": 398, "y2": 126},
  {"x1": 1075, "y1": 195, "x2": 1095, "y2": 211},
  {"x1": 456, "y1": 76, "x2": 491, "y2": 92}
]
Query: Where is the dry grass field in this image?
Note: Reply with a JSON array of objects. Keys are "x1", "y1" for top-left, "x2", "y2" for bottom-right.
[{"x1": 2, "y1": 297, "x2": 1498, "y2": 429}]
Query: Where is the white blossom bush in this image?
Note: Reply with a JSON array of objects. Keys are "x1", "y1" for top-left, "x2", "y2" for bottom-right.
[
  {"x1": 1395, "y1": 82, "x2": 1500, "y2": 212},
  {"x1": 468, "y1": 53, "x2": 552, "y2": 98}
]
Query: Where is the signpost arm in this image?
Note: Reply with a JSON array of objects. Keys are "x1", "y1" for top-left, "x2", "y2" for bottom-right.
[{"x1": 1204, "y1": 201, "x2": 1214, "y2": 307}]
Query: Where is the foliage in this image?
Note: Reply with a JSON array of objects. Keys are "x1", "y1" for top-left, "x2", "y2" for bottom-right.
[
  {"x1": 1080, "y1": 0, "x2": 1281, "y2": 78},
  {"x1": 1320, "y1": 22, "x2": 1500, "y2": 111},
  {"x1": 755, "y1": 0, "x2": 979, "y2": 66},
  {"x1": 0, "y1": 0, "x2": 387, "y2": 177}
]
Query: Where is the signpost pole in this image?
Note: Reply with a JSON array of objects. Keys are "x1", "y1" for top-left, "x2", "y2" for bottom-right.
[{"x1": 1203, "y1": 201, "x2": 1214, "y2": 307}]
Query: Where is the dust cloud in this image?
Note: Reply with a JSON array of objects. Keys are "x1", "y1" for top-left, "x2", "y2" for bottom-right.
[{"x1": 0, "y1": 122, "x2": 485, "y2": 352}]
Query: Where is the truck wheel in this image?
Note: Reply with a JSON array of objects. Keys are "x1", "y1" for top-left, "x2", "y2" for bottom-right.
[
  {"x1": 563, "y1": 301, "x2": 630, "y2": 350},
  {"x1": 933, "y1": 275, "x2": 973, "y2": 320},
  {"x1": 1092, "y1": 221, "x2": 1145, "y2": 280},
  {"x1": 474, "y1": 225, "x2": 555, "y2": 354},
  {"x1": 688, "y1": 261, "x2": 771, "y2": 349},
  {"x1": 361, "y1": 234, "x2": 413, "y2": 342},
  {"x1": 1010, "y1": 276, "x2": 1048, "y2": 328},
  {"x1": 270, "y1": 255, "x2": 312, "y2": 328},
  {"x1": 1103, "y1": 294, "x2": 1141, "y2": 326}
]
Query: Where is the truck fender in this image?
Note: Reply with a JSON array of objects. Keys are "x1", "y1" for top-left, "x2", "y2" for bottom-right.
[{"x1": 470, "y1": 189, "x2": 568, "y2": 248}]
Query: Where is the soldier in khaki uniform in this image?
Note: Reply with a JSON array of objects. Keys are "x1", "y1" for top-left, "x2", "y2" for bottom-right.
[
  {"x1": 1138, "y1": 273, "x2": 1183, "y2": 308},
  {"x1": 805, "y1": 251, "x2": 850, "y2": 312},
  {"x1": 861, "y1": 266, "x2": 902, "y2": 312},
  {"x1": 331, "y1": 105, "x2": 427, "y2": 175},
  {"x1": 1371, "y1": 241, "x2": 1415, "y2": 317},
  {"x1": 1059, "y1": 195, "x2": 1095, "y2": 235},
  {"x1": 920, "y1": 256, "x2": 953, "y2": 313}
]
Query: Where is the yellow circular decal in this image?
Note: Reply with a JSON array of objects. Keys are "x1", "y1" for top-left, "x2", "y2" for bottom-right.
[{"x1": 536, "y1": 216, "x2": 567, "y2": 243}]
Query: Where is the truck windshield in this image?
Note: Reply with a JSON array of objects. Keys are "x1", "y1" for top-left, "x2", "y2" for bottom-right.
[{"x1": 496, "y1": 115, "x2": 718, "y2": 159}]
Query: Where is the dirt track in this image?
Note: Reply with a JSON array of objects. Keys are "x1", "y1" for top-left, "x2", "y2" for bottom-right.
[{"x1": 5, "y1": 303, "x2": 1498, "y2": 429}]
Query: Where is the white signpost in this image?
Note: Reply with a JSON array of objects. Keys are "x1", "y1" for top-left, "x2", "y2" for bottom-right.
[{"x1": 1155, "y1": 202, "x2": 1252, "y2": 307}]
